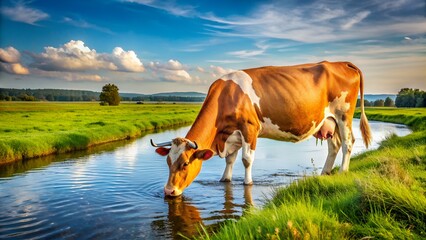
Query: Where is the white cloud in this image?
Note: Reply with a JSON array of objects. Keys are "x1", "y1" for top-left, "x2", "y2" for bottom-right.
[
  {"x1": 201, "y1": 1, "x2": 426, "y2": 43},
  {"x1": 0, "y1": 63, "x2": 29, "y2": 75},
  {"x1": 0, "y1": 47, "x2": 29, "y2": 75},
  {"x1": 31, "y1": 40, "x2": 114, "y2": 71},
  {"x1": 109, "y1": 47, "x2": 145, "y2": 72},
  {"x1": 0, "y1": 47, "x2": 21, "y2": 63},
  {"x1": 63, "y1": 17, "x2": 114, "y2": 34},
  {"x1": 31, "y1": 40, "x2": 144, "y2": 73},
  {"x1": 32, "y1": 69, "x2": 103, "y2": 82},
  {"x1": 228, "y1": 49, "x2": 265, "y2": 58},
  {"x1": 196, "y1": 66, "x2": 205, "y2": 72},
  {"x1": 123, "y1": 0, "x2": 195, "y2": 17},
  {"x1": 149, "y1": 59, "x2": 192, "y2": 82},
  {"x1": 209, "y1": 65, "x2": 235, "y2": 78},
  {"x1": 1, "y1": 4, "x2": 48, "y2": 25},
  {"x1": 341, "y1": 11, "x2": 370, "y2": 30}
]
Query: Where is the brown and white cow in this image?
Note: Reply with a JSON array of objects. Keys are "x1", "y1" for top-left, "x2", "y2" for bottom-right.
[{"x1": 152, "y1": 61, "x2": 372, "y2": 197}]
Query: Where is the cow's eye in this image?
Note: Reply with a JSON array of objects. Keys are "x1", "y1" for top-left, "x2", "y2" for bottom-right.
[{"x1": 181, "y1": 162, "x2": 189, "y2": 170}]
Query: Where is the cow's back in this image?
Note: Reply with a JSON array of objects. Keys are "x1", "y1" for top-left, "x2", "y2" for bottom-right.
[{"x1": 244, "y1": 61, "x2": 361, "y2": 141}]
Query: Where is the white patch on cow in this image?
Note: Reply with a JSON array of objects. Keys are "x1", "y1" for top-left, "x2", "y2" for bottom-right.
[
  {"x1": 241, "y1": 142, "x2": 255, "y2": 162},
  {"x1": 169, "y1": 142, "x2": 186, "y2": 164},
  {"x1": 219, "y1": 130, "x2": 242, "y2": 158},
  {"x1": 258, "y1": 91, "x2": 350, "y2": 143},
  {"x1": 324, "y1": 91, "x2": 350, "y2": 118},
  {"x1": 221, "y1": 71, "x2": 261, "y2": 106},
  {"x1": 260, "y1": 118, "x2": 321, "y2": 142}
]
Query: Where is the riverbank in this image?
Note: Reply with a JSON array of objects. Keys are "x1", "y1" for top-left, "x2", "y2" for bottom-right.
[
  {"x1": 0, "y1": 102, "x2": 200, "y2": 165},
  {"x1": 199, "y1": 108, "x2": 426, "y2": 239}
]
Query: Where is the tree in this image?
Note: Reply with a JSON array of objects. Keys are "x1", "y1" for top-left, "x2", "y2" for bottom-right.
[
  {"x1": 373, "y1": 99, "x2": 384, "y2": 107},
  {"x1": 364, "y1": 99, "x2": 371, "y2": 107},
  {"x1": 100, "y1": 83, "x2": 120, "y2": 106},
  {"x1": 384, "y1": 97, "x2": 395, "y2": 107},
  {"x1": 395, "y1": 88, "x2": 426, "y2": 107}
]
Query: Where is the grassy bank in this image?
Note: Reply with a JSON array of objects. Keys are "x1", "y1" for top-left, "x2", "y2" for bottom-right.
[
  {"x1": 0, "y1": 102, "x2": 200, "y2": 164},
  {"x1": 199, "y1": 108, "x2": 426, "y2": 239}
]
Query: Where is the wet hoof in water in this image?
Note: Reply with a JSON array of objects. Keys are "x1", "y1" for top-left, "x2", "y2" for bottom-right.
[
  {"x1": 220, "y1": 178, "x2": 231, "y2": 182},
  {"x1": 243, "y1": 181, "x2": 253, "y2": 185}
]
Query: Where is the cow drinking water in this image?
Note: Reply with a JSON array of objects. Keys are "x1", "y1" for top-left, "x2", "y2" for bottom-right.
[{"x1": 151, "y1": 61, "x2": 372, "y2": 197}]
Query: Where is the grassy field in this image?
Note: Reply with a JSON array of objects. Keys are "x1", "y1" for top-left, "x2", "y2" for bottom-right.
[
  {"x1": 0, "y1": 102, "x2": 201, "y2": 164},
  {"x1": 199, "y1": 108, "x2": 426, "y2": 240}
]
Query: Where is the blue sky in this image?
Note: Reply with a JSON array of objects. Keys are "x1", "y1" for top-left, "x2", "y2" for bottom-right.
[{"x1": 0, "y1": 0, "x2": 425, "y2": 94}]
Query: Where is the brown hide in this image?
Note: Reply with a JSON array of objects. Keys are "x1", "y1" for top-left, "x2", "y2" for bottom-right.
[
  {"x1": 246, "y1": 61, "x2": 360, "y2": 137},
  {"x1": 188, "y1": 61, "x2": 361, "y2": 152}
]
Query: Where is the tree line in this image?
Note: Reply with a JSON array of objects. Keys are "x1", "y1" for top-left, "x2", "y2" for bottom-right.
[
  {"x1": 0, "y1": 88, "x2": 99, "y2": 101},
  {"x1": 130, "y1": 95, "x2": 205, "y2": 102},
  {"x1": 354, "y1": 88, "x2": 425, "y2": 108},
  {"x1": 357, "y1": 97, "x2": 395, "y2": 107},
  {"x1": 1, "y1": 87, "x2": 424, "y2": 107},
  {"x1": 0, "y1": 87, "x2": 205, "y2": 103}
]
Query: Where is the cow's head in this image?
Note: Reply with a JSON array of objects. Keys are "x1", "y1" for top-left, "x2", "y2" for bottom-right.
[{"x1": 151, "y1": 138, "x2": 214, "y2": 197}]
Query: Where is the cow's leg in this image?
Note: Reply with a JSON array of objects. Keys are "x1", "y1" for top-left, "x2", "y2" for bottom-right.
[
  {"x1": 321, "y1": 131, "x2": 342, "y2": 175},
  {"x1": 241, "y1": 142, "x2": 255, "y2": 185},
  {"x1": 338, "y1": 121, "x2": 355, "y2": 172},
  {"x1": 220, "y1": 150, "x2": 238, "y2": 182}
]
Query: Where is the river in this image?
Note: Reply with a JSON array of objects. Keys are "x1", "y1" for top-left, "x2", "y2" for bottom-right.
[{"x1": 0, "y1": 120, "x2": 411, "y2": 239}]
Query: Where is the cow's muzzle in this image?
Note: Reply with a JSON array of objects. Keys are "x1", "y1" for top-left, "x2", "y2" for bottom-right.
[{"x1": 164, "y1": 186, "x2": 182, "y2": 197}]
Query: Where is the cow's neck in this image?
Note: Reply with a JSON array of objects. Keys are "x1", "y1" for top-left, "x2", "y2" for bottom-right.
[{"x1": 185, "y1": 98, "x2": 218, "y2": 151}]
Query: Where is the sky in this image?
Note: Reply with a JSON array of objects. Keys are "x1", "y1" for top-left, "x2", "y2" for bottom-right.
[{"x1": 0, "y1": 0, "x2": 425, "y2": 94}]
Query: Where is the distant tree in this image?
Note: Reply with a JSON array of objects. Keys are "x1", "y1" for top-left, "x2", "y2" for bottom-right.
[
  {"x1": 46, "y1": 94, "x2": 54, "y2": 101},
  {"x1": 373, "y1": 99, "x2": 384, "y2": 107},
  {"x1": 18, "y1": 93, "x2": 36, "y2": 101},
  {"x1": 364, "y1": 99, "x2": 371, "y2": 107},
  {"x1": 100, "y1": 83, "x2": 120, "y2": 106},
  {"x1": 384, "y1": 97, "x2": 395, "y2": 107},
  {"x1": 395, "y1": 88, "x2": 426, "y2": 107}
]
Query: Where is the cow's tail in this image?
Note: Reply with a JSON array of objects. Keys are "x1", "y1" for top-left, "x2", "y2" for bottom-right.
[{"x1": 358, "y1": 67, "x2": 372, "y2": 148}]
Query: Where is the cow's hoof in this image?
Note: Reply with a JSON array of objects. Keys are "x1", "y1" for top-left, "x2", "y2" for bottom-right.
[
  {"x1": 220, "y1": 178, "x2": 231, "y2": 182},
  {"x1": 243, "y1": 181, "x2": 253, "y2": 185}
]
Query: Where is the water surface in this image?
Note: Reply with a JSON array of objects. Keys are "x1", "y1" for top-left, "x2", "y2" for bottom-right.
[{"x1": 0, "y1": 120, "x2": 411, "y2": 239}]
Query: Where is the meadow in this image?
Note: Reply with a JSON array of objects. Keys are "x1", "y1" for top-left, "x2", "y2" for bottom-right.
[
  {"x1": 199, "y1": 108, "x2": 426, "y2": 239},
  {"x1": 0, "y1": 102, "x2": 200, "y2": 164}
]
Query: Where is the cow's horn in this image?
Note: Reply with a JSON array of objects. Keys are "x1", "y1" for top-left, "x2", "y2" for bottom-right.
[
  {"x1": 187, "y1": 139, "x2": 198, "y2": 150},
  {"x1": 150, "y1": 139, "x2": 172, "y2": 147}
]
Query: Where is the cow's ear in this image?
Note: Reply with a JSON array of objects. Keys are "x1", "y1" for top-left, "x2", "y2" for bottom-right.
[
  {"x1": 155, "y1": 147, "x2": 170, "y2": 156},
  {"x1": 194, "y1": 149, "x2": 214, "y2": 161}
]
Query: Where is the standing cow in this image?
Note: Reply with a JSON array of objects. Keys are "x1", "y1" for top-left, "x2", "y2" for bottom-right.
[{"x1": 151, "y1": 61, "x2": 372, "y2": 197}]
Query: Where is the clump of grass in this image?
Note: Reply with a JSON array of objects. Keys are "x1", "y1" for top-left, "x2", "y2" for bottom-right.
[
  {"x1": 352, "y1": 212, "x2": 415, "y2": 239},
  {"x1": 199, "y1": 202, "x2": 350, "y2": 240},
  {"x1": 357, "y1": 177, "x2": 426, "y2": 236}
]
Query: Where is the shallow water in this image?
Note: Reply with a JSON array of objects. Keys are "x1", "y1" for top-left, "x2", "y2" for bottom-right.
[{"x1": 0, "y1": 120, "x2": 411, "y2": 239}]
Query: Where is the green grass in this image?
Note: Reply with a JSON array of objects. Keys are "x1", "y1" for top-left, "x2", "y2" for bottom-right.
[
  {"x1": 198, "y1": 108, "x2": 426, "y2": 240},
  {"x1": 0, "y1": 102, "x2": 200, "y2": 164}
]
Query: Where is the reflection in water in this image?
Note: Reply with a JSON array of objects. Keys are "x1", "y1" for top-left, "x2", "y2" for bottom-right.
[
  {"x1": 157, "y1": 183, "x2": 254, "y2": 239},
  {"x1": 164, "y1": 197, "x2": 203, "y2": 239},
  {"x1": 0, "y1": 120, "x2": 412, "y2": 240}
]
